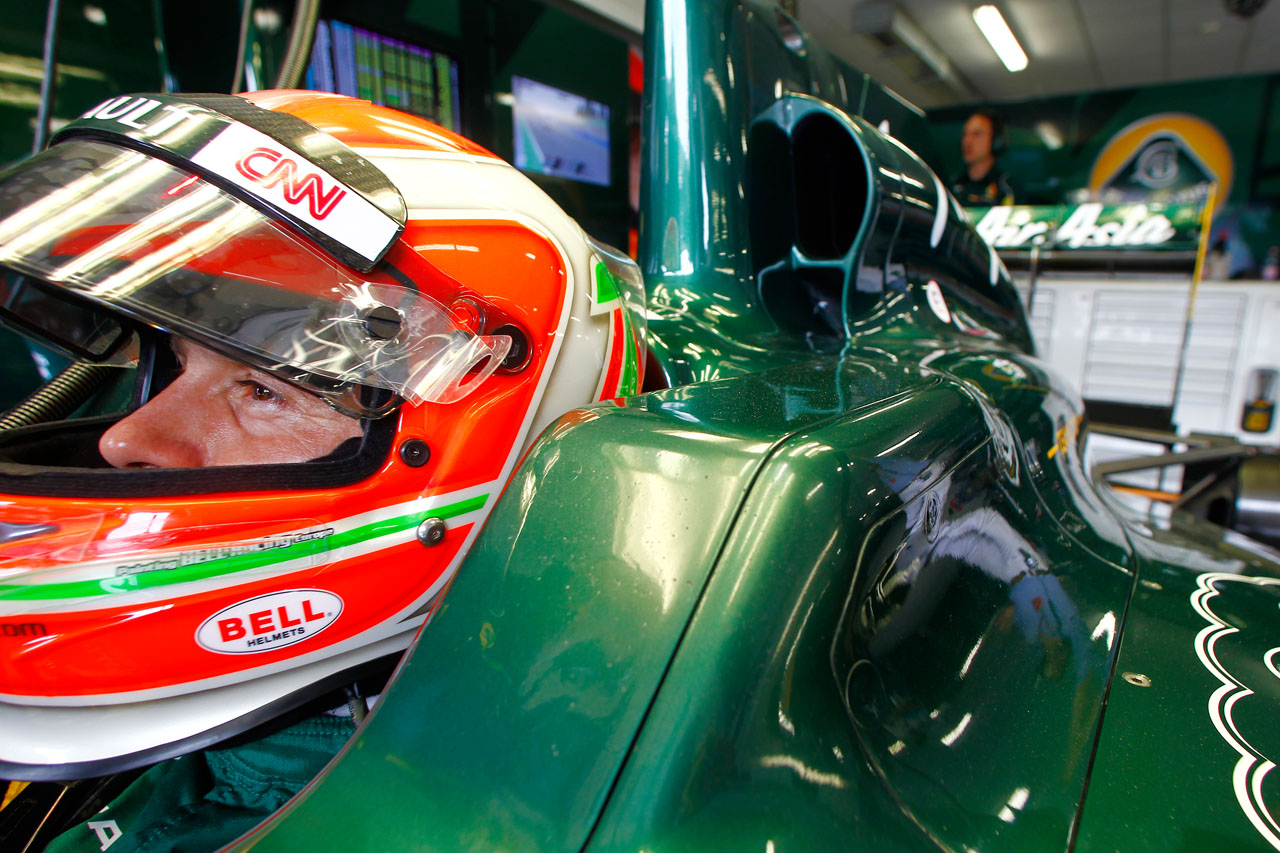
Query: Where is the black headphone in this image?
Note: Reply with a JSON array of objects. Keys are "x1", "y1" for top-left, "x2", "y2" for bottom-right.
[{"x1": 971, "y1": 108, "x2": 1008, "y2": 156}]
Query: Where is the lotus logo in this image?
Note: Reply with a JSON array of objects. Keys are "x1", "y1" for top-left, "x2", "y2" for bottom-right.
[
  {"x1": 1134, "y1": 139, "x2": 1181, "y2": 189},
  {"x1": 197, "y1": 589, "x2": 342, "y2": 654},
  {"x1": 234, "y1": 147, "x2": 347, "y2": 220},
  {"x1": 1088, "y1": 113, "x2": 1233, "y2": 210}
]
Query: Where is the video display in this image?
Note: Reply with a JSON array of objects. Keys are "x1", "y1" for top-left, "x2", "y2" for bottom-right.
[{"x1": 512, "y1": 76, "x2": 610, "y2": 187}]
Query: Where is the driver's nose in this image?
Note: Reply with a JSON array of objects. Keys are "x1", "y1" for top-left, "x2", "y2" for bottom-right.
[{"x1": 99, "y1": 375, "x2": 208, "y2": 468}]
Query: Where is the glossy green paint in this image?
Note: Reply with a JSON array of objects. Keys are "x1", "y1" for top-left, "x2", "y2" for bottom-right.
[
  {"x1": 240, "y1": 345, "x2": 1149, "y2": 850},
  {"x1": 240, "y1": 358, "x2": 923, "y2": 850},
  {"x1": 639, "y1": 1, "x2": 1030, "y2": 392},
  {"x1": 935, "y1": 351, "x2": 1133, "y2": 569},
  {"x1": 237, "y1": 1, "x2": 1280, "y2": 851},
  {"x1": 588, "y1": 369, "x2": 1127, "y2": 850},
  {"x1": 243, "y1": 353, "x2": 1134, "y2": 850},
  {"x1": 1075, "y1": 507, "x2": 1280, "y2": 851},
  {"x1": 242, "y1": 385, "x2": 773, "y2": 850}
]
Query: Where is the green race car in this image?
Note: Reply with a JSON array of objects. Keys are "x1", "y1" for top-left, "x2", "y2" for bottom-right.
[
  {"x1": 234, "y1": 1, "x2": 1280, "y2": 850},
  {"x1": 0, "y1": 0, "x2": 1275, "y2": 850}
]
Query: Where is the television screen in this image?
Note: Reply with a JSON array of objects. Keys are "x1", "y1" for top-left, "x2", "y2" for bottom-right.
[
  {"x1": 511, "y1": 76, "x2": 610, "y2": 187},
  {"x1": 305, "y1": 20, "x2": 461, "y2": 132}
]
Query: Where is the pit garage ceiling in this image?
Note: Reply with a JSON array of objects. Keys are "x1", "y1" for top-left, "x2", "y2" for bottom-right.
[{"x1": 574, "y1": 0, "x2": 1280, "y2": 109}]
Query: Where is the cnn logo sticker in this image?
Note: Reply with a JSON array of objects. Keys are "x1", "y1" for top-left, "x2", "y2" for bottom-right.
[{"x1": 196, "y1": 589, "x2": 342, "y2": 654}]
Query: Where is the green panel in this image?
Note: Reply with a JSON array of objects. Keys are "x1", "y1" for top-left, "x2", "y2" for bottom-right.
[
  {"x1": 239, "y1": 331, "x2": 1147, "y2": 851},
  {"x1": 1262, "y1": 81, "x2": 1280, "y2": 171},
  {"x1": 861, "y1": 77, "x2": 944, "y2": 174},
  {"x1": 927, "y1": 350, "x2": 1132, "y2": 568},
  {"x1": 589, "y1": 381, "x2": 1126, "y2": 850},
  {"x1": 1076, "y1": 513, "x2": 1280, "y2": 850},
  {"x1": 1258, "y1": 171, "x2": 1280, "y2": 199}
]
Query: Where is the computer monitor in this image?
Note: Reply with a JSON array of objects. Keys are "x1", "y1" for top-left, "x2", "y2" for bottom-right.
[
  {"x1": 305, "y1": 20, "x2": 461, "y2": 132},
  {"x1": 511, "y1": 75, "x2": 610, "y2": 187}
]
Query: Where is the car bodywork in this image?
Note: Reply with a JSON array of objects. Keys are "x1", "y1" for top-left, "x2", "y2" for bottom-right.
[{"x1": 237, "y1": 0, "x2": 1280, "y2": 850}]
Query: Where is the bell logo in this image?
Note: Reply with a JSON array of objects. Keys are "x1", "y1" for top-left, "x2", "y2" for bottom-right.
[
  {"x1": 234, "y1": 147, "x2": 347, "y2": 220},
  {"x1": 197, "y1": 589, "x2": 342, "y2": 654}
]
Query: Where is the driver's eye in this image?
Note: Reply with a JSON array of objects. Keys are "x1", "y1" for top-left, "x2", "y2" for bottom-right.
[{"x1": 239, "y1": 380, "x2": 278, "y2": 402}]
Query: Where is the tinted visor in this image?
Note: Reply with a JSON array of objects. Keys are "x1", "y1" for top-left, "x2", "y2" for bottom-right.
[{"x1": 0, "y1": 140, "x2": 510, "y2": 416}]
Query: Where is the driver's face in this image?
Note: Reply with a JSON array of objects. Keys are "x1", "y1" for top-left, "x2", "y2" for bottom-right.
[{"x1": 99, "y1": 337, "x2": 363, "y2": 468}]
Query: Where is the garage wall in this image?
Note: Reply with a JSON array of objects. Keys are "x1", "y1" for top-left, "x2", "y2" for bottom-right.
[{"x1": 930, "y1": 75, "x2": 1280, "y2": 273}]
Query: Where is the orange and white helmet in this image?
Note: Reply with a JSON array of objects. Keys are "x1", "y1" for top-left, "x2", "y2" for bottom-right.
[{"x1": 0, "y1": 90, "x2": 645, "y2": 779}]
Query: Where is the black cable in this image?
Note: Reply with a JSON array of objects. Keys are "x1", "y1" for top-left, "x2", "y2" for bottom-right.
[
  {"x1": 32, "y1": 0, "x2": 62, "y2": 154},
  {"x1": 230, "y1": 0, "x2": 253, "y2": 93},
  {"x1": 274, "y1": 0, "x2": 321, "y2": 89}
]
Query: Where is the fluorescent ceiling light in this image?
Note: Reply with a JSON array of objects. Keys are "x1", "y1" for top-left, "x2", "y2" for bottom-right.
[{"x1": 972, "y1": 5, "x2": 1028, "y2": 72}]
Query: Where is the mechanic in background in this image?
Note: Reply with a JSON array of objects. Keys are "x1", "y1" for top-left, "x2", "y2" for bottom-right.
[{"x1": 950, "y1": 108, "x2": 1015, "y2": 206}]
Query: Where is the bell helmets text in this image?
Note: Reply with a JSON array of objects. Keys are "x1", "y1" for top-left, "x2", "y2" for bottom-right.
[{"x1": 197, "y1": 589, "x2": 342, "y2": 654}]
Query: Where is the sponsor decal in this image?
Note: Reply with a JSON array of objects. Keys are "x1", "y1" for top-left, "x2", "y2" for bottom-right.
[
  {"x1": 112, "y1": 528, "x2": 333, "y2": 577},
  {"x1": 191, "y1": 123, "x2": 396, "y2": 265},
  {"x1": 88, "y1": 819, "x2": 122, "y2": 850},
  {"x1": 234, "y1": 147, "x2": 347, "y2": 220},
  {"x1": 196, "y1": 589, "x2": 342, "y2": 654},
  {"x1": 589, "y1": 258, "x2": 621, "y2": 315},
  {"x1": 971, "y1": 202, "x2": 1204, "y2": 252},
  {"x1": 0, "y1": 494, "x2": 489, "y2": 602},
  {"x1": 1053, "y1": 203, "x2": 1176, "y2": 248},
  {"x1": 0, "y1": 622, "x2": 47, "y2": 638},
  {"x1": 1089, "y1": 113, "x2": 1233, "y2": 211},
  {"x1": 1191, "y1": 572, "x2": 1280, "y2": 850},
  {"x1": 67, "y1": 94, "x2": 398, "y2": 267},
  {"x1": 1133, "y1": 139, "x2": 1181, "y2": 189},
  {"x1": 79, "y1": 95, "x2": 214, "y2": 140}
]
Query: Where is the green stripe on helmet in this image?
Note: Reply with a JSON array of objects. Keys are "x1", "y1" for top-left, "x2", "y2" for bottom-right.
[{"x1": 0, "y1": 494, "x2": 487, "y2": 602}]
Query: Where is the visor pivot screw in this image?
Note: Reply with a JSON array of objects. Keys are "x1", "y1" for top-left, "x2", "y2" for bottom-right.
[
  {"x1": 363, "y1": 306, "x2": 403, "y2": 340},
  {"x1": 494, "y1": 324, "x2": 531, "y2": 372},
  {"x1": 417, "y1": 517, "x2": 446, "y2": 547},
  {"x1": 399, "y1": 438, "x2": 430, "y2": 467}
]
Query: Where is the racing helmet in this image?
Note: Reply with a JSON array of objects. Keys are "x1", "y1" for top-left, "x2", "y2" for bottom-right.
[{"x1": 0, "y1": 90, "x2": 646, "y2": 780}]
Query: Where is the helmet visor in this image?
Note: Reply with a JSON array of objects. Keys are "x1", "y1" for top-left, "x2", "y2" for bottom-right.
[{"x1": 0, "y1": 140, "x2": 509, "y2": 415}]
